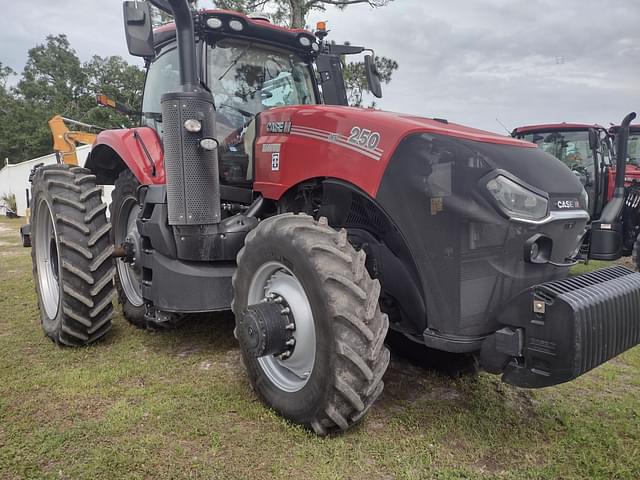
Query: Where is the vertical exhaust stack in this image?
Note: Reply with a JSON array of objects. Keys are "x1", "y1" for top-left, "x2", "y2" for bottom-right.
[
  {"x1": 589, "y1": 112, "x2": 637, "y2": 260},
  {"x1": 153, "y1": 0, "x2": 221, "y2": 259}
]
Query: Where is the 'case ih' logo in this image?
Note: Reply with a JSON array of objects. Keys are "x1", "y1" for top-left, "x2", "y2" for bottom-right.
[
  {"x1": 266, "y1": 121, "x2": 292, "y2": 134},
  {"x1": 557, "y1": 199, "x2": 578, "y2": 209}
]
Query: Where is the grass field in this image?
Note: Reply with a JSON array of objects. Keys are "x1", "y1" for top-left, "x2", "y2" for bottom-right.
[{"x1": 1, "y1": 215, "x2": 639, "y2": 479}]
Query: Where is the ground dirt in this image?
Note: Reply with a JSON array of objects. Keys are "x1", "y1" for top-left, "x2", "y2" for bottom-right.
[{"x1": 0, "y1": 216, "x2": 639, "y2": 479}]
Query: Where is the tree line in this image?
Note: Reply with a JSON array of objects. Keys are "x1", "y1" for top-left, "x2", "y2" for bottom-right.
[
  {"x1": 0, "y1": 0, "x2": 397, "y2": 165},
  {"x1": 0, "y1": 35, "x2": 144, "y2": 164}
]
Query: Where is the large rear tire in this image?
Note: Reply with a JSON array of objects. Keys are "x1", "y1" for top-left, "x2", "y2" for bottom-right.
[
  {"x1": 30, "y1": 164, "x2": 115, "y2": 346},
  {"x1": 232, "y1": 214, "x2": 390, "y2": 435}
]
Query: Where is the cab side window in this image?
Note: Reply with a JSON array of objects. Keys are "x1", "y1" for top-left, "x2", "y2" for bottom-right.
[{"x1": 141, "y1": 45, "x2": 180, "y2": 136}]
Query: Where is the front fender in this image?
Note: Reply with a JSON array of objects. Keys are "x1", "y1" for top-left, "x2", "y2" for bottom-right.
[{"x1": 86, "y1": 127, "x2": 165, "y2": 185}]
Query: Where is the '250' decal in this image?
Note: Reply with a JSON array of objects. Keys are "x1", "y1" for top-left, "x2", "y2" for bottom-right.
[{"x1": 348, "y1": 127, "x2": 381, "y2": 150}]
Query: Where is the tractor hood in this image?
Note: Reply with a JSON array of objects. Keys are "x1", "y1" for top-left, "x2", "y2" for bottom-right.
[
  {"x1": 255, "y1": 105, "x2": 584, "y2": 200},
  {"x1": 365, "y1": 111, "x2": 586, "y2": 198}
]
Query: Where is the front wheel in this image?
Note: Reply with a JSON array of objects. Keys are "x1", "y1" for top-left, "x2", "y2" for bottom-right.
[
  {"x1": 110, "y1": 169, "x2": 183, "y2": 330},
  {"x1": 232, "y1": 214, "x2": 389, "y2": 435}
]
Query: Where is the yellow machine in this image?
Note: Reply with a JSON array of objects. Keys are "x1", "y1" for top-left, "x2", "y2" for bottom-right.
[
  {"x1": 20, "y1": 115, "x2": 103, "y2": 246},
  {"x1": 48, "y1": 115, "x2": 101, "y2": 165}
]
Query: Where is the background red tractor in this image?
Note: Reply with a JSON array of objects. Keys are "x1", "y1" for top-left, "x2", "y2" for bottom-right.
[
  {"x1": 27, "y1": 0, "x2": 640, "y2": 435},
  {"x1": 513, "y1": 121, "x2": 640, "y2": 266}
]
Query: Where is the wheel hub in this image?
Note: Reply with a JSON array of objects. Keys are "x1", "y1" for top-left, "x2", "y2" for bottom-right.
[
  {"x1": 122, "y1": 229, "x2": 141, "y2": 269},
  {"x1": 238, "y1": 295, "x2": 296, "y2": 359},
  {"x1": 246, "y1": 262, "x2": 316, "y2": 393}
]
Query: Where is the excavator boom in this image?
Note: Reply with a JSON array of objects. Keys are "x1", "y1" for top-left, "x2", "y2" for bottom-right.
[{"x1": 48, "y1": 115, "x2": 101, "y2": 165}]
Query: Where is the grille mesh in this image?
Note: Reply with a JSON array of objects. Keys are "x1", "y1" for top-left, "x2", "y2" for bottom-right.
[{"x1": 161, "y1": 94, "x2": 220, "y2": 225}]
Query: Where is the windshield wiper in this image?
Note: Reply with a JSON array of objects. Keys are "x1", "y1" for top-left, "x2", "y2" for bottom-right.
[{"x1": 218, "y1": 43, "x2": 253, "y2": 81}]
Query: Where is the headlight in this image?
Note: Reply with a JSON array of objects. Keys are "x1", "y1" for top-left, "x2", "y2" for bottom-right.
[
  {"x1": 206, "y1": 17, "x2": 223, "y2": 29},
  {"x1": 486, "y1": 175, "x2": 548, "y2": 221},
  {"x1": 229, "y1": 19, "x2": 244, "y2": 31},
  {"x1": 299, "y1": 36, "x2": 312, "y2": 47}
]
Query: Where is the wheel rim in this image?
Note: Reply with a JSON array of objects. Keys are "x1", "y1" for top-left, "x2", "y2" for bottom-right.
[
  {"x1": 35, "y1": 199, "x2": 60, "y2": 319},
  {"x1": 248, "y1": 261, "x2": 316, "y2": 393},
  {"x1": 115, "y1": 197, "x2": 143, "y2": 307}
]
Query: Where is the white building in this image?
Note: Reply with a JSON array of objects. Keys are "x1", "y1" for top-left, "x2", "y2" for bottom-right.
[{"x1": 0, "y1": 146, "x2": 113, "y2": 217}]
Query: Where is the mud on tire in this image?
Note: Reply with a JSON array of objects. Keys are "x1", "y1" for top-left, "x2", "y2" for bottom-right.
[
  {"x1": 30, "y1": 164, "x2": 115, "y2": 346},
  {"x1": 232, "y1": 214, "x2": 390, "y2": 435}
]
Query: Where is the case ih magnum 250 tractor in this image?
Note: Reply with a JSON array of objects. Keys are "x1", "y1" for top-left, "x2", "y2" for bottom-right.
[
  {"x1": 513, "y1": 122, "x2": 640, "y2": 266},
  {"x1": 28, "y1": 0, "x2": 640, "y2": 435}
]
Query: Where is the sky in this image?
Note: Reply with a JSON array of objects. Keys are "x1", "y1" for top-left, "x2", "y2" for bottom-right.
[{"x1": 1, "y1": 0, "x2": 639, "y2": 134}]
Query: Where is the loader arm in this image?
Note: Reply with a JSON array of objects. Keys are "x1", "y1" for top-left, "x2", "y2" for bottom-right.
[{"x1": 48, "y1": 115, "x2": 100, "y2": 165}]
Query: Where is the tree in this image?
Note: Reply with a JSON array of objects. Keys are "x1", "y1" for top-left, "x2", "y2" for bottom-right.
[
  {"x1": 215, "y1": 0, "x2": 391, "y2": 29},
  {"x1": 83, "y1": 55, "x2": 145, "y2": 128},
  {"x1": 343, "y1": 54, "x2": 397, "y2": 107},
  {"x1": 0, "y1": 35, "x2": 144, "y2": 164}
]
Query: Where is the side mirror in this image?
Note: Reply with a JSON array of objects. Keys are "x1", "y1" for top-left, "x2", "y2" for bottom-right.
[
  {"x1": 123, "y1": 1, "x2": 155, "y2": 58},
  {"x1": 364, "y1": 54, "x2": 382, "y2": 99},
  {"x1": 588, "y1": 128, "x2": 600, "y2": 151}
]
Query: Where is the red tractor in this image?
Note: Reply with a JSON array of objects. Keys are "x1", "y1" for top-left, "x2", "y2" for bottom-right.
[
  {"x1": 513, "y1": 122, "x2": 640, "y2": 265},
  {"x1": 28, "y1": 0, "x2": 640, "y2": 435}
]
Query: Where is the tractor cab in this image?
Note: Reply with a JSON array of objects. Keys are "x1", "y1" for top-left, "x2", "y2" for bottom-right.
[
  {"x1": 512, "y1": 123, "x2": 612, "y2": 218},
  {"x1": 140, "y1": 11, "x2": 322, "y2": 187}
]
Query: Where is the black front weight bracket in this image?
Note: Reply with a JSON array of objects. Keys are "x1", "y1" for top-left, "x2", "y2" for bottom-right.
[{"x1": 481, "y1": 266, "x2": 640, "y2": 388}]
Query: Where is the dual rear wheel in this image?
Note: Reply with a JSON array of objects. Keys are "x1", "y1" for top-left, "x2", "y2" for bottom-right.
[{"x1": 30, "y1": 164, "x2": 115, "y2": 345}]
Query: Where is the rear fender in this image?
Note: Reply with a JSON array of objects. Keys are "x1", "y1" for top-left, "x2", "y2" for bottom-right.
[{"x1": 85, "y1": 127, "x2": 165, "y2": 185}]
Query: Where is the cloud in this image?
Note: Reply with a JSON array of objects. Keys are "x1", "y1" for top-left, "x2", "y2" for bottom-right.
[
  {"x1": 307, "y1": 0, "x2": 640, "y2": 131},
  {"x1": 0, "y1": 0, "x2": 638, "y2": 132}
]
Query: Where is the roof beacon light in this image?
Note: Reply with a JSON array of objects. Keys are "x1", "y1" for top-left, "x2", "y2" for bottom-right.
[{"x1": 315, "y1": 21, "x2": 329, "y2": 41}]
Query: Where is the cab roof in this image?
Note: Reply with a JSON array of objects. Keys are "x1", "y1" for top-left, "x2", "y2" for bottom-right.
[
  {"x1": 153, "y1": 9, "x2": 317, "y2": 54},
  {"x1": 609, "y1": 124, "x2": 640, "y2": 134},
  {"x1": 512, "y1": 123, "x2": 606, "y2": 136}
]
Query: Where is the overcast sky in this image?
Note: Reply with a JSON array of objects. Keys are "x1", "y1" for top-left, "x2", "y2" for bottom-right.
[{"x1": 1, "y1": 0, "x2": 638, "y2": 133}]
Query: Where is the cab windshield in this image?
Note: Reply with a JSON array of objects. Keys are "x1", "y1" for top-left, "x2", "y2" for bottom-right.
[
  {"x1": 628, "y1": 133, "x2": 640, "y2": 164},
  {"x1": 521, "y1": 130, "x2": 594, "y2": 170},
  {"x1": 206, "y1": 39, "x2": 316, "y2": 130},
  {"x1": 141, "y1": 40, "x2": 316, "y2": 134}
]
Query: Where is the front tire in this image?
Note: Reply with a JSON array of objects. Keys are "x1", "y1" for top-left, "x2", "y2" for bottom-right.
[
  {"x1": 110, "y1": 169, "x2": 184, "y2": 330},
  {"x1": 232, "y1": 214, "x2": 390, "y2": 435},
  {"x1": 30, "y1": 164, "x2": 115, "y2": 346},
  {"x1": 110, "y1": 170, "x2": 146, "y2": 328}
]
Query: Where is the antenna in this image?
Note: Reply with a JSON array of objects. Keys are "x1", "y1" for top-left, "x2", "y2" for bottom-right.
[{"x1": 496, "y1": 118, "x2": 511, "y2": 135}]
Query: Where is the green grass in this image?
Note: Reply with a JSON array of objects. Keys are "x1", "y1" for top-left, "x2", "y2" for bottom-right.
[{"x1": 1, "y1": 215, "x2": 639, "y2": 479}]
